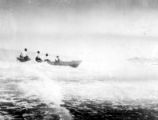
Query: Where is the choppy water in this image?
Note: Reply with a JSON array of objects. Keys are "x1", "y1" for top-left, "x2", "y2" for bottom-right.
[{"x1": 0, "y1": 54, "x2": 158, "y2": 120}]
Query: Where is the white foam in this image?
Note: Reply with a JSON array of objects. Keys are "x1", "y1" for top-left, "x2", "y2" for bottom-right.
[
  {"x1": 1, "y1": 55, "x2": 158, "y2": 106},
  {"x1": 62, "y1": 80, "x2": 158, "y2": 105},
  {"x1": 18, "y1": 65, "x2": 63, "y2": 105}
]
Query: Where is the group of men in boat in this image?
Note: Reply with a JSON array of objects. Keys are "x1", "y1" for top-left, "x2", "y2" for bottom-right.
[{"x1": 19, "y1": 48, "x2": 60, "y2": 62}]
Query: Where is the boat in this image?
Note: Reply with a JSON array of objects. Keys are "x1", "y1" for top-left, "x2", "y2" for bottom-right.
[
  {"x1": 17, "y1": 56, "x2": 31, "y2": 62},
  {"x1": 17, "y1": 56, "x2": 81, "y2": 68},
  {"x1": 46, "y1": 60, "x2": 81, "y2": 68}
]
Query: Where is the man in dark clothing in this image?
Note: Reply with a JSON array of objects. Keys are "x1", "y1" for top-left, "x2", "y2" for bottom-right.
[
  {"x1": 35, "y1": 51, "x2": 42, "y2": 62},
  {"x1": 20, "y1": 48, "x2": 29, "y2": 60}
]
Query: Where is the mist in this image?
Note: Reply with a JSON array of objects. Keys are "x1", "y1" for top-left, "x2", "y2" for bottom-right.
[{"x1": 0, "y1": 0, "x2": 158, "y2": 74}]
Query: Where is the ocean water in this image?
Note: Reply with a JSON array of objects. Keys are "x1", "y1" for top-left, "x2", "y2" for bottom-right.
[{"x1": 0, "y1": 49, "x2": 158, "y2": 120}]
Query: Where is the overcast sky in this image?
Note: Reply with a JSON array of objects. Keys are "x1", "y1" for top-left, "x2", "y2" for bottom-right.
[
  {"x1": 1, "y1": 0, "x2": 158, "y2": 10},
  {"x1": 0, "y1": 0, "x2": 158, "y2": 36},
  {"x1": 0, "y1": 0, "x2": 158, "y2": 57}
]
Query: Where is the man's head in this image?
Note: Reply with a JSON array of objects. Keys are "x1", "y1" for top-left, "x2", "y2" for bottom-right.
[
  {"x1": 37, "y1": 51, "x2": 40, "y2": 54},
  {"x1": 24, "y1": 48, "x2": 27, "y2": 51},
  {"x1": 46, "y1": 53, "x2": 48, "y2": 56}
]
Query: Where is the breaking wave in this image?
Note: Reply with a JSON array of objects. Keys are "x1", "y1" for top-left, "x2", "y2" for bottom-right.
[{"x1": 1, "y1": 48, "x2": 158, "y2": 120}]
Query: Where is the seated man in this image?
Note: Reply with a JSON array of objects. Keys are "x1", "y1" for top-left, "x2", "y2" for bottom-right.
[
  {"x1": 20, "y1": 48, "x2": 29, "y2": 60},
  {"x1": 44, "y1": 53, "x2": 50, "y2": 62},
  {"x1": 35, "y1": 51, "x2": 42, "y2": 62},
  {"x1": 55, "y1": 56, "x2": 60, "y2": 62}
]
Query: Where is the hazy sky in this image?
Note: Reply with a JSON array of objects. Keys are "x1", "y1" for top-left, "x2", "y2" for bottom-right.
[
  {"x1": 1, "y1": 0, "x2": 158, "y2": 59},
  {"x1": 0, "y1": 0, "x2": 158, "y2": 35}
]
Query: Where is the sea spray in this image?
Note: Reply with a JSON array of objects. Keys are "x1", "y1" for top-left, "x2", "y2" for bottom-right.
[
  {"x1": 17, "y1": 63, "x2": 72, "y2": 120},
  {"x1": 62, "y1": 80, "x2": 158, "y2": 105},
  {"x1": 2, "y1": 54, "x2": 158, "y2": 119},
  {"x1": 2, "y1": 60, "x2": 158, "y2": 104}
]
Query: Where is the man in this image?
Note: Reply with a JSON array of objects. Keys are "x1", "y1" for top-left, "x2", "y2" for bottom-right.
[
  {"x1": 44, "y1": 53, "x2": 50, "y2": 62},
  {"x1": 55, "y1": 56, "x2": 60, "y2": 62},
  {"x1": 35, "y1": 51, "x2": 42, "y2": 62},
  {"x1": 20, "y1": 48, "x2": 29, "y2": 60}
]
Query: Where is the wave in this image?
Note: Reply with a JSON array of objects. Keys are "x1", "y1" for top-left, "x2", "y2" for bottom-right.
[
  {"x1": 1, "y1": 48, "x2": 158, "y2": 107},
  {"x1": 0, "y1": 60, "x2": 158, "y2": 106}
]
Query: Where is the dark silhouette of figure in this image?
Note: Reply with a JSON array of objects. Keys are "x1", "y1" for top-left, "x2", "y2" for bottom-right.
[
  {"x1": 44, "y1": 53, "x2": 50, "y2": 62},
  {"x1": 35, "y1": 51, "x2": 42, "y2": 62},
  {"x1": 20, "y1": 48, "x2": 29, "y2": 60}
]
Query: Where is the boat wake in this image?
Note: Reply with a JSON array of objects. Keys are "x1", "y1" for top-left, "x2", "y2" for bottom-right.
[{"x1": 1, "y1": 50, "x2": 158, "y2": 119}]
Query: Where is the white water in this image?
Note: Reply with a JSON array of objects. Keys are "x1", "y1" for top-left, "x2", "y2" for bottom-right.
[
  {"x1": 0, "y1": 39, "x2": 158, "y2": 110},
  {"x1": 0, "y1": 57, "x2": 158, "y2": 107}
]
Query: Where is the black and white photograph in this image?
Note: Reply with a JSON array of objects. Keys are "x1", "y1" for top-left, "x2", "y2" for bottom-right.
[{"x1": 0, "y1": 0, "x2": 158, "y2": 120}]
